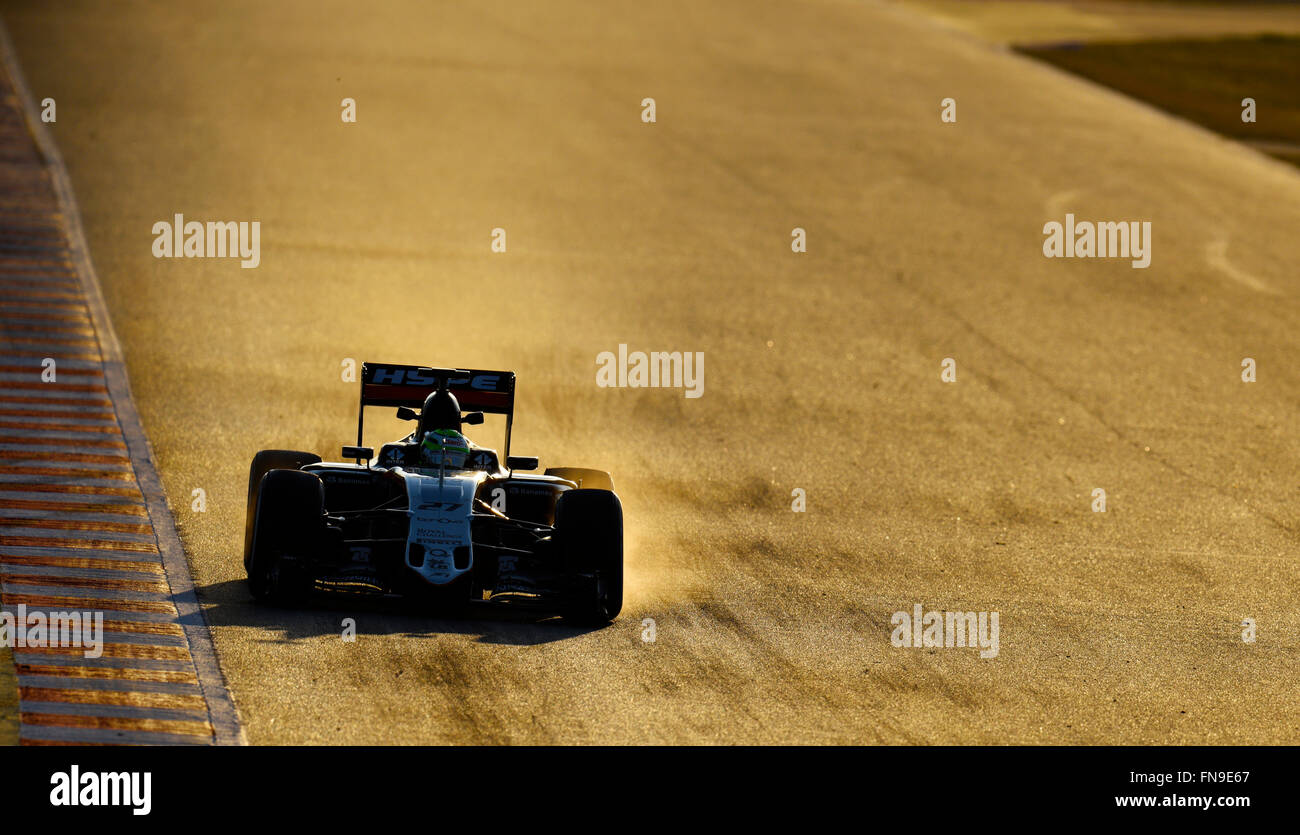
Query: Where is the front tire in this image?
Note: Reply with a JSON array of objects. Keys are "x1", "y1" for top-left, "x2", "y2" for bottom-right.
[
  {"x1": 555, "y1": 489, "x2": 622, "y2": 623},
  {"x1": 247, "y1": 469, "x2": 324, "y2": 605},
  {"x1": 244, "y1": 449, "x2": 320, "y2": 572}
]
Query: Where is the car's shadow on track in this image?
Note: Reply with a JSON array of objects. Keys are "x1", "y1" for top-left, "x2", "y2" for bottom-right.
[{"x1": 192, "y1": 579, "x2": 609, "y2": 646}]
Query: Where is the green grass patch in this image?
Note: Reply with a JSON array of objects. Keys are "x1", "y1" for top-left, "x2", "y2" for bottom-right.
[{"x1": 1017, "y1": 34, "x2": 1300, "y2": 164}]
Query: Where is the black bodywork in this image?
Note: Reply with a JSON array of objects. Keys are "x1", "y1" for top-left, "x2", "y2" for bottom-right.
[{"x1": 298, "y1": 462, "x2": 578, "y2": 603}]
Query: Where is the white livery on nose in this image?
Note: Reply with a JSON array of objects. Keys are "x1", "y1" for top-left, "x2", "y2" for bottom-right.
[{"x1": 400, "y1": 469, "x2": 486, "y2": 585}]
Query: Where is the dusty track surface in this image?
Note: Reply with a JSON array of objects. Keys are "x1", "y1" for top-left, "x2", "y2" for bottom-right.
[{"x1": 2, "y1": 0, "x2": 1298, "y2": 744}]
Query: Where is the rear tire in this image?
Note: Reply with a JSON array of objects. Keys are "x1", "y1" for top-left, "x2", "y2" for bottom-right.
[
  {"x1": 247, "y1": 469, "x2": 324, "y2": 604},
  {"x1": 244, "y1": 449, "x2": 320, "y2": 571},
  {"x1": 555, "y1": 489, "x2": 622, "y2": 623}
]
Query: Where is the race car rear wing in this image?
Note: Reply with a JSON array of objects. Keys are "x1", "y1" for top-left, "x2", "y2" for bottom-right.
[{"x1": 357, "y1": 363, "x2": 517, "y2": 456}]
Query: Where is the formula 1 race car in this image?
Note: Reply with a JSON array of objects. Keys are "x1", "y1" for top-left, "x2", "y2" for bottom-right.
[{"x1": 242, "y1": 363, "x2": 622, "y2": 623}]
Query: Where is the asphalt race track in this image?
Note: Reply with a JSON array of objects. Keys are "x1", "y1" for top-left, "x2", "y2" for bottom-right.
[{"x1": 2, "y1": 0, "x2": 1298, "y2": 744}]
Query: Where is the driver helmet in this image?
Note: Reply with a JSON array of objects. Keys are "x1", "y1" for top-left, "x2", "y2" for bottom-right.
[
  {"x1": 417, "y1": 389, "x2": 469, "y2": 468},
  {"x1": 418, "y1": 389, "x2": 461, "y2": 435}
]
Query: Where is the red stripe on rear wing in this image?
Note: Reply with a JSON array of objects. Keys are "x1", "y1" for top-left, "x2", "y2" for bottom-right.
[{"x1": 362, "y1": 383, "x2": 511, "y2": 410}]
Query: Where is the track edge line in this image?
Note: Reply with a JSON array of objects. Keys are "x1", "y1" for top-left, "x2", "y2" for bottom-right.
[{"x1": 0, "y1": 15, "x2": 246, "y2": 746}]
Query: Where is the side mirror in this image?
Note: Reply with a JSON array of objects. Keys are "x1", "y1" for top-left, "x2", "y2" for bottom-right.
[
  {"x1": 342, "y1": 445, "x2": 373, "y2": 463},
  {"x1": 396, "y1": 407, "x2": 418, "y2": 421},
  {"x1": 462, "y1": 412, "x2": 485, "y2": 426},
  {"x1": 506, "y1": 455, "x2": 539, "y2": 471}
]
